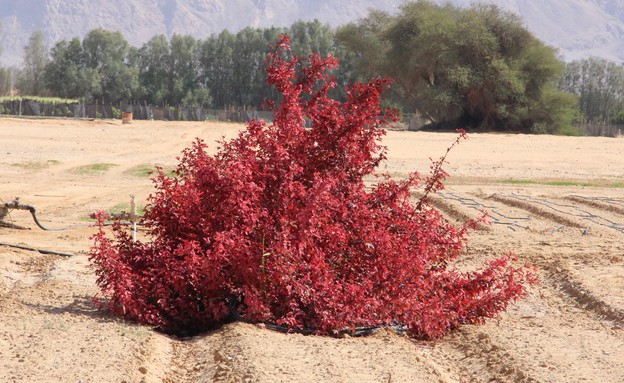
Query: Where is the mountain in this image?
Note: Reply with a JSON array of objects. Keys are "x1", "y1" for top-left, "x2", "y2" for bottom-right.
[{"x1": 1, "y1": 0, "x2": 624, "y2": 67}]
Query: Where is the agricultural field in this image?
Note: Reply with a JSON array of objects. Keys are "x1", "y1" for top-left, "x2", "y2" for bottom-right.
[{"x1": 1, "y1": 116, "x2": 623, "y2": 382}]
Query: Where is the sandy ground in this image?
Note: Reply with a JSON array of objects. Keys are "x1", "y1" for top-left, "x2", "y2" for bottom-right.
[{"x1": 1, "y1": 116, "x2": 623, "y2": 382}]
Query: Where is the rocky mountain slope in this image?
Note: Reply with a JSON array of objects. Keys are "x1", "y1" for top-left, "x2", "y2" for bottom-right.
[
  {"x1": 447, "y1": 0, "x2": 624, "y2": 62},
  {"x1": 1, "y1": 0, "x2": 623, "y2": 66}
]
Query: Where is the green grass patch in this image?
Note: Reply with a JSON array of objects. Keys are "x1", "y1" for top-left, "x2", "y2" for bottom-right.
[
  {"x1": 501, "y1": 179, "x2": 538, "y2": 185},
  {"x1": 501, "y1": 179, "x2": 624, "y2": 188},
  {"x1": 81, "y1": 201, "x2": 146, "y2": 221},
  {"x1": 72, "y1": 163, "x2": 119, "y2": 175},
  {"x1": 123, "y1": 164, "x2": 178, "y2": 178},
  {"x1": 124, "y1": 164, "x2": 157, "y2": 178},
  {"x1": 11, "y1": 159, "x2": 61, "y2": 170},
  {"x1": 108, "y1": 202, "x2": 145, "y2": 214},
  {"x1": 546, "y1": 181, "x2": 592, "y2": 187}
]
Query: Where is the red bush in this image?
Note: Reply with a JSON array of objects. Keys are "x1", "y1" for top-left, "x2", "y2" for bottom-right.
[{"x1": 90, "y1": 36, "x2": 536, "y2": 338}]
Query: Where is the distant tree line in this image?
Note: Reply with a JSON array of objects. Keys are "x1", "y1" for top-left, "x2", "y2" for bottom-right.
[
  {"x1": 1, "y1": 20, "x2": 341, "y2": 107},
  {"x1": 558, "y1": 57, "x2": 624, "y2": 125},
  {"x1": 2, "y1": 1, "x2": 623, "y2": 133}
]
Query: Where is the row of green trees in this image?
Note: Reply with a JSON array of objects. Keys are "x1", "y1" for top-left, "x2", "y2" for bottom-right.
[
  {"x1": 559, "y1": 57, "x2": 624, "y2": 125},
  {"x1": 2, "y1": 1, "x2": 623, "y2": 133},
  {"x1": 24, "y1": 21, "x2": 344, "y2": 110}
]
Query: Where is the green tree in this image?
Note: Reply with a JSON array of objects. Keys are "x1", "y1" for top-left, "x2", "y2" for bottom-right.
[
  {"x1": 529, "y1": 87, "x2": 581, "y2": 135},
  {"x1": 289, "y1": 20, "x2": 356, "y2": 101},
  {"x1": 168, "y1": 34, "x2": 199, "y2": 105},
  {"x1": 181, "y1": 85, "x2": 212, "y2": 108},
  {"x1": 559, "y1": 57, "x2": 624, "y2": 124},
  {"x1": 137, "y1": 35, "x2": 170, "y2": 105},
  {"x1": 289, "y1": 20, "x2": 334, "y2": 58},
  {"x1": 230, "y1": 27, "x2": 269, "y2": 106},
  {"x1": 81, "y1": 28, "x2": 139, "y2": 103},
  {"x1": 196, "y1": 22, "x2": 345, "y2": 109},
  {"x1": 18, "y1": 31, "x2": 49, "y2": 96},
  {"x1": 138, "y1": 34, "x2": 210, "y2": 107},
  {"x1": 197, "y1": 30, "x2": 236, "y2": 107},
  {"x1": 0, "y1": 67, "x2": 17, "y2": 96},
  {"x1": 337, "y1": 1, "x2": 576, "y2": 133},
  {"x1": 44, "y1": 38, "x2": 101, "y2": 100},
  {"x1": 610, "y1": 110, "x2": 624, "y2": 124}
]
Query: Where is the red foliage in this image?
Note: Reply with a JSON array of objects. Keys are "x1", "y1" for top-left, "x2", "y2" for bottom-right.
[{"x1": 90, "y1": 36, "x2": 536, "y2": 338}]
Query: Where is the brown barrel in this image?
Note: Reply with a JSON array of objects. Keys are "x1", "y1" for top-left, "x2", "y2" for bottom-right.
[{"x1": 122, "y1": 112, "x2": 133, "y2": 124}]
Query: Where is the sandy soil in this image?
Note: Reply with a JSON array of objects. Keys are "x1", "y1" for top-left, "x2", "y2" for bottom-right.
[{"x1": 1, "y1": 116, "x2": 623, "y2": 382}]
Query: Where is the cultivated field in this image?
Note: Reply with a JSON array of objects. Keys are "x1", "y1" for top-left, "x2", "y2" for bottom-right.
[{"x1": 1, "y1": 117, "x2": 623, "y2": 382}]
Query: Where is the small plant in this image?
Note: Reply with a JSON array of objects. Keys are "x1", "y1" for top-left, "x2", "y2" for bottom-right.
[
  {"x1": 82, "y1": 201, "x2": 145, "y2": 222},
  {"x1": 90, "y1": 36, "x2": 535, "y2": 338},
  {"x1": 73, "y1": 163, "x2": 118, "y2": 175},
  {"x1": 63, "y1": 106, "x2": 74, "y2": 118},
  {"x1": 112, "y1": 107, "x2": 121, "y2": 119},
  {"x1": 107, "y1": 202, "x2": 139, "y2": 214}
]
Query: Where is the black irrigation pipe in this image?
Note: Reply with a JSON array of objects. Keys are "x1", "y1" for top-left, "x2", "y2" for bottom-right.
[
  {"x1": 506, "y1": 193, "x2": 624, "y2": 234},
  {"x1": 16, "y1": 204, "x2": 90, "y2": 232},
  {"x1": 441, "y1": 191, "x2": 624, "y2": 234},
  {"x1": 2, "y1": 198, "x2": 86, "y2": 232},
  {"x1": 0, "y1": 242, "x2": 75, "y2": 257},
  {"x1": 439, "y1": 192, "x2": 530, "y2": 231},
  {"x1": 3, "y1": 208, "x2": 141, "y2": 232},
  {"x1": 568, "y1": 195, "x2": 624, "y2": 211},
  {"x1": 227, "y1": 306, "x2": 408, "y2": 337}
]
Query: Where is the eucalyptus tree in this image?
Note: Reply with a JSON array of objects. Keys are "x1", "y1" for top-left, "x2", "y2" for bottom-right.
[
  {"x1": 168, "y1": 34, "x2": 201, "y2": 106},
  {"x1": 197, "y1": 30, "x2": 236, "y2": 107},
  {"x1": 18, "y1": 31, "x2": 49, "y2": 95},
  {"x1": 0, "y1": 67, "x2": 17, "y2": 96},
  {"x1": 289, "y1": 19, "x2": 334, "y2": 58},
  {"x1": 559, "y1": 57, "x2": 624, "y2": 124},
  {"x1": 137, "y1": 34, "x2": 171, "y2": 105},
  {"x1": 229, "y1": 27, "x2": 273, "y2": 107}
]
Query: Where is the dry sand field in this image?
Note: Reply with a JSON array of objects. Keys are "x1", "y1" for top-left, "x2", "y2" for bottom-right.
[{"x1": 1, "y1": 116, "x2": 624, "y2": 382}]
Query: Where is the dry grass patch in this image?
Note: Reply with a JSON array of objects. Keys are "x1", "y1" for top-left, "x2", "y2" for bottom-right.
[{"x1": 11, "y1": 159, "x2": 61, "y2": 170}]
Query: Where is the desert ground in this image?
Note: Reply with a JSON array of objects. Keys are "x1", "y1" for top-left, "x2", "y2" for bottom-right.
[{"x1": 1, "y1": 116, "x2": 623, "y2": 382}]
